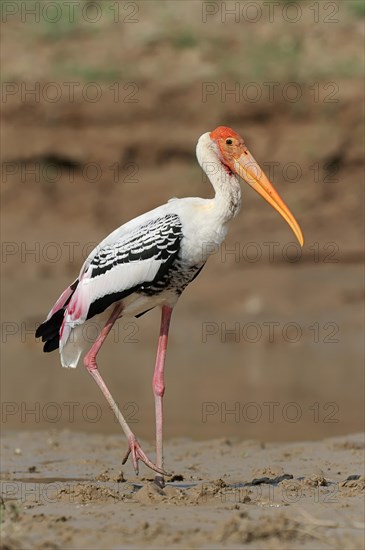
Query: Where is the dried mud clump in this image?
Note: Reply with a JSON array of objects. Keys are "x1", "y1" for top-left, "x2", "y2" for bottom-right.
[
  {"x1": 58, "y1": 482, "x2": 127, "y2": 504},
  {"x1": 340, "y1": 475, "x2": 365, "y2": 496},
  {"x1": 214, "y1": 512, "x2": 304, "y2": 544}
]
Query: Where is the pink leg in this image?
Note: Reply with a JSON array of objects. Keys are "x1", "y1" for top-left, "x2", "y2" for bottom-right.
[
  {"x1": 153, "y1": 305, "x2": 173, "y2": 486},
  {"x1": 84, "y1": 304, "x2": 167, "y2": 476}
]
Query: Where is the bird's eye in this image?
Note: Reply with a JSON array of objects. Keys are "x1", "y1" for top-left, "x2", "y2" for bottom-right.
[{"x1": 225, "y1": 139, "x2": 233, "y2": 145}]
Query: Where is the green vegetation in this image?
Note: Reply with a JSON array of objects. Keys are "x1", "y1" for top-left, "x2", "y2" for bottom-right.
[
  {"x1": 347, "y1": 0, "x2": 365, "y2": 18},
  {"x1": 171, "y1": 30, "x2": 199, "y2": 50},
  {"x1": 3, "y1": 0, "x2": 363, "y2": 87},
  {"x1": 55, "y1": 64, "x2": 123, "y2": 83}
]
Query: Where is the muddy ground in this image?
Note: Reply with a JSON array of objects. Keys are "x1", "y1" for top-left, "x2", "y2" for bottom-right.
[
  {"x1": 1, "y1": 431, "x2": 365, "y2": 549},
  {"x1": 1, "y1": 1, "x2": 364, "y2": 549}
]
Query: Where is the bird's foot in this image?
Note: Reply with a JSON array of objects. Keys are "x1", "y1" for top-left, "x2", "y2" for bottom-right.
[{"x1": 122, "y1": 436, "x2": 169, "y2": 476}]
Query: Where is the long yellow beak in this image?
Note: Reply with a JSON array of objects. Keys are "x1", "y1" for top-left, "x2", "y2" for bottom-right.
[{"x1": 233, "y1": 150, "x2": 304, "y2": 246}]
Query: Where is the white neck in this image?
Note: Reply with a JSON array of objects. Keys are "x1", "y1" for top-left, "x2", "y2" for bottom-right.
[{"x1": 196, "y1": 132, "x2": 242, "y2": 223}]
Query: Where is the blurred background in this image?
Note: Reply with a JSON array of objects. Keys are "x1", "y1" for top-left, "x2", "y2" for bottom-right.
[{"x1": 1, "y1": 0, "x2": 364, "y2": 443}]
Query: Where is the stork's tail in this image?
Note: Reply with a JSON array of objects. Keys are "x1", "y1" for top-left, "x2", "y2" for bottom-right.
[
  {"x1": 35, "y1": 278, "x2": 79, "y2": 355},
  {"x1": 35, "y1": 309, "x2": 64, "y2": 352}
]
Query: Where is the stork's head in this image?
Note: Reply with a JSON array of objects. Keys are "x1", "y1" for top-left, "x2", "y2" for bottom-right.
[{"x1": 204, "y1": 126, "x2": 304, "y2": 246}]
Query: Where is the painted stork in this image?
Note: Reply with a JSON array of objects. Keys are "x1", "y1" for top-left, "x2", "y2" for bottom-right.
[{"x1": 36, "y1": 126, "x2": 304, "y2": 485}]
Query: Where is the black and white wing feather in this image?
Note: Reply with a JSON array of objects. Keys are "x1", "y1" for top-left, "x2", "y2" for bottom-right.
[
  {"x1": 59, "y1": 213, "x2": 183, "y2": 349},
  {"x1": 84, "y1": 213, "x2": 183, "y2": 318}
]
